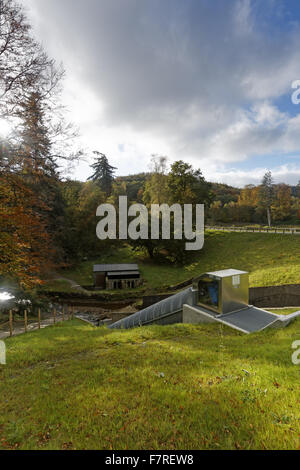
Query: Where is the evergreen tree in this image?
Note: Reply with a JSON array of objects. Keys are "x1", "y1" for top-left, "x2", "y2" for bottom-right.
[
  {"x1": 17, "y1": 92, "x2": 57, "y2": 177},
  {"x1": 88, "y1": 151, "x2": 116, "y2": 197},
  {"x1": 16, "y1": 91, "x2": 65, "y2": 261}
]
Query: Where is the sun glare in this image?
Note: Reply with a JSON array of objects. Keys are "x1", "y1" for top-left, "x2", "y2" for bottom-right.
[
  {"x1": 0, "y1": 292, "x2": 14, "y2": 302},
  {"x1": 0, "y1": 119, "x2": 12, "y2": 138}
]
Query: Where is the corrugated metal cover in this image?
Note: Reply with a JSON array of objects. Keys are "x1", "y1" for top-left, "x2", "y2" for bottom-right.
[
  {"x1": 218, "y1": 307, "x2": 278, "y2": 332},
  {"x1": 109, "y1": 288, "x2": 193, "y2": 329}
]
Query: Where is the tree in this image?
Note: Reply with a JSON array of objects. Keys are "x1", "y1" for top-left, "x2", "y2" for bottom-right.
[
  {"x1": 143, "y1": 155, "x2": 169, "y2": 206},
  {"x1": 238, "y1": 185, "x2": 259, "y2": 207},
  {"x1": 258, "y1": 171, "x2": 275, "y2": 227},
  {"x1": 272, "y1": 184, "x2": 293, "y2": 222},
  {"x1": 17, "y1": 92, "x2": 56, "y2": 176},
  {"x1": 167, "y1": 160, "x2": 209, "y2": 206},
  {"x1": 0, "y1": 172, "x2": 54, "y2": 289},
  {"x1": 108, "y1": 179, "x2": 127, "y2": 207},
  {"x1": 0, "y1": 0, "x2": 82, "y2": 285},
  {"x1": 88, "y1": 152, "x2": 116, "y2": 197},
  {"x1": 296, "y1": 180, "x2": 300, "y2": 199},
  {"x1": 0, "y1": 91, "x2": 59, "y2": 286},
  {"x1": 209, "y1": 200, "x2": 226, "y2": 224},
  {"x1": 59, "y1": 180, "x2": 83, "y2": 260},
  {"x1": 0, "y1": 0, "x2": 63, "y2": 120},
  {"x1": 136, "y1": 159, "x2": 209, "y2": 263},
  {"x1": 15, "y1": 91, "x2": 69, "y2": 259},
  {"x1": 0, "y1": 0, "x2": 82, "y2": 173}
]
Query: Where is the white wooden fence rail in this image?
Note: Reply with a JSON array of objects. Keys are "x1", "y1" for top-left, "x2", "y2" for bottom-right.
[{"x1": 206, "y1": 226, "x2": 300, "y2": 234}]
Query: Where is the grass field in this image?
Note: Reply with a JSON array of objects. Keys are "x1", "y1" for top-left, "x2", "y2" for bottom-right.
[
  {"x1": 0, "y1": 318, "x2": 299, "y2": 450},
  {"x1": 43, "y1": 231, "x2": 300, "y2": 295}
]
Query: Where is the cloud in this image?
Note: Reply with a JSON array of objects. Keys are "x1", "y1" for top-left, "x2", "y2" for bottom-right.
[
  {"x1": 22, "y1": 0, "x2": 300, "y2": 185},
  {"x1": 210, "y1": 163, "x2": 300, "y2": 187}
]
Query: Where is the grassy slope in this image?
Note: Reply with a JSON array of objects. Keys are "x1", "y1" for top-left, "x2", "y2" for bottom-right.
[
  {"x1": 49, "y1": 231, "x2": 300, "y2": 293},
  {"x1": 0, "y1": 319, "x2": 299, "y2": 450}
]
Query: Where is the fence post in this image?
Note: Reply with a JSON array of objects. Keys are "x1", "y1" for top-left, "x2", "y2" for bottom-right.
[
  {"x1": 24, "y1": 310, "x2": 28, "y2": 333},
  {"x1": 62, "y1": 305, "x2": 65, "y2": 322},
  {"x1": 53, "y1": 308, "x2": 56, "y2": 324},
  {"x1": 9, "y1": 310, "x2": 13, "y2": 337},
  {"x1": 72, "y1": 306, "x2": 74, "y2": 320},
  {"x1": 38, "y1": 308, "x2": 41, "y2": 329}
]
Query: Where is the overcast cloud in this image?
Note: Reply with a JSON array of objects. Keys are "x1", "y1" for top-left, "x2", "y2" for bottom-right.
[{"x1": 22, "y1": 0, "x2": 300, "y2": 186}]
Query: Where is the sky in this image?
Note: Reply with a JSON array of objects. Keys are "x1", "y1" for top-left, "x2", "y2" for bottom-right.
[{"x1": 21, "y1": 0, "x2": 300, "y2": 187}]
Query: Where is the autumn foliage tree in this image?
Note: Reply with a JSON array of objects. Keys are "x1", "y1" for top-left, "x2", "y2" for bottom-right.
[
  {"x1": 0, "y1": 173, "x2": 54, "y2": 288},
  {"x1": 0, "y1": 0, "x2": 81, "y2": 289}
]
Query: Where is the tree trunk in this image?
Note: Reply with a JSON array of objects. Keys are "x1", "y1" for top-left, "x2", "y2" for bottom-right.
[
  {"x1": 267, "y1": 207, "x2": 271, "y2": 227},
  {"x1": 147, "y1": 245, "x2": 154, "y2": 259}
]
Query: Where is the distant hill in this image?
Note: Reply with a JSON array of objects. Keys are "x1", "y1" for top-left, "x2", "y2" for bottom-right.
[
  {"x1": 114, "y1": 174, "x2": 241, "y2": 205},
  {"x1": 209, "y1": 182, "x2": 240, "y2": 204}
]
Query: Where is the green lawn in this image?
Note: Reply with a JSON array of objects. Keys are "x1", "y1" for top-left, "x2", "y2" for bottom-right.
[
  {"x1": 0, "y1": 319, "x2": 299, "y2": 450},
  {"x1": 46, "y1": 231, "x2": 300, "y2": 294}
]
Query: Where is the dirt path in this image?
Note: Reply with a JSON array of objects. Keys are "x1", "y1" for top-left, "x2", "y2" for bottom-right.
[{"x1": 52, "y1": 276, "x2": 89, "y2": 293}]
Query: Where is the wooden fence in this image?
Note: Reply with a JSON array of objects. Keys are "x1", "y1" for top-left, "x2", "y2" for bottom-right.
[
  {"x1": 206, "y1": 226, "x2": 300, "y2": 234},
  {"x1": 0, "y1": 305, "x2": 75, "y2": 338}
]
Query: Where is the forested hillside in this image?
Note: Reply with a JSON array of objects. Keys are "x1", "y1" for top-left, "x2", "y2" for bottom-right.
[{"x1": 1, "y1": 0, "x2": 300, "y2": 299}]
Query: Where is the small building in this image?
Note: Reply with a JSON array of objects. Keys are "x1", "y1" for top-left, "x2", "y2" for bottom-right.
[
  {"x1": 93, "y1": 264, "x2": 142, "y2": 290},
  {"x1": 192, "y1": 269, "x2": 249, "y2": 315}
]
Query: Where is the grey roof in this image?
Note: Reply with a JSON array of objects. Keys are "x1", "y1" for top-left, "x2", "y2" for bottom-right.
[
  {"x1": 204, "y1": 269, "x2": 248, "y2": 278},
  {"x1": 93, "y1": 264, "x2": 139, "y2": 273},
  {"x1": 107, "y1": 271, "x2": 140, "y2": 276}
]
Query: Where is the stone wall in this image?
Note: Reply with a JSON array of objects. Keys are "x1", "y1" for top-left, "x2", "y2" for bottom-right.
[{"x1": 249, "y1": 284, "x2": 300, "y2": 308}]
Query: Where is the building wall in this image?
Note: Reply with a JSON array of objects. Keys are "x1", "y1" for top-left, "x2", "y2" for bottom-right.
[
  {"x1": 94, "y1": 273, "x2": 106, "y2": 289},
  {"x1": 106, "y1": 278, "x2": 143, "y2": 290}
]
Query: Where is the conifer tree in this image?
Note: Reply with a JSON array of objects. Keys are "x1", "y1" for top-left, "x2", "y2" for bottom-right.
[{"x1": 88, "y1": 151, "x2": 116, "y2": 197}]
